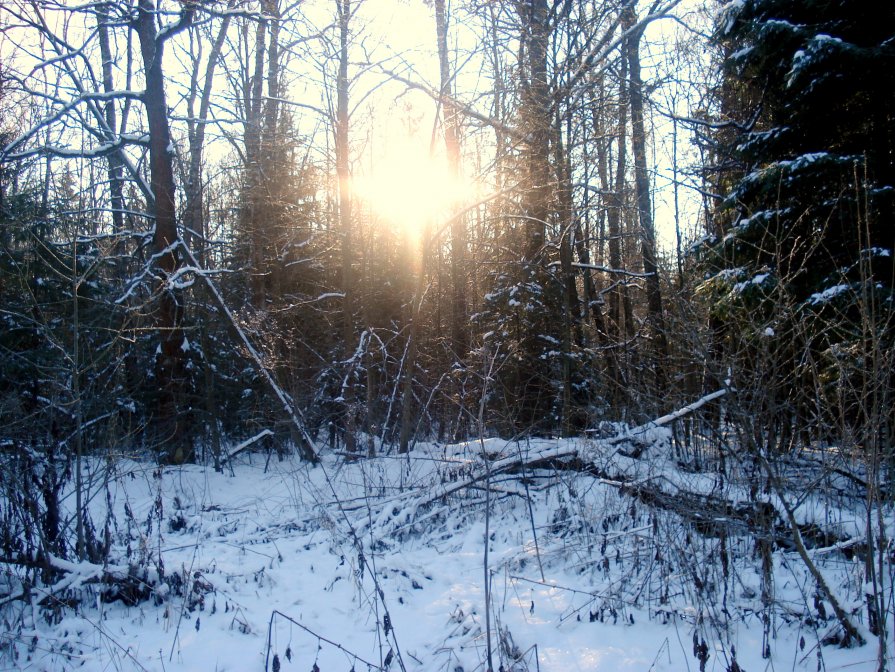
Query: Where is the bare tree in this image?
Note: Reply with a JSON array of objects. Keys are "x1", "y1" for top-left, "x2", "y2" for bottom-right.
[
  {"x1": 623, "y1": 4, "x2": 669, "y2": 405},
  {"x1": 434, "y1": 0, "x2": 468, "y2": 368},
  {"x1": 134, "y1": 0, "x2": 196, "y2": 462}
]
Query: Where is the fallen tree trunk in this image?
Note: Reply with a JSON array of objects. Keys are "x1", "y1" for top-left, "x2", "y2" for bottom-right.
[
  {"x1": 180, "y1": 245, "x2": 318, "y2": 462},
  {"x1": 0, "y1": 553, "x2": 174, "y2": 608},
  {"x1": 359, "y1": 389, "x2": 867, "y2": 648},
  {"x1": 757, "y1": 453, "x2": 864, "y2": 646},
  {"x1": 365, "y1": 391, "x2": 728, "y2": 537}
]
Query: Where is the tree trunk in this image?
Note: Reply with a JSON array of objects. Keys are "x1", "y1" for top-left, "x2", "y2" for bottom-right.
[
  {"x1": 135, "y1": 0, "x2": 194, "y2": 463},
  {"x1": 516, "y1": 0, "x2": 554, "y2": 434},
  {"x1": 398, "y1": 236, "x2": 428, "y2": 454},
  {"x1": 96, "y1": 3, "x2": 125, "y2": 273},
  {"x1": 185, "y1": 6, "x2": 231, "y2": 264},
  {"x1": 260, "y1": 0, "x2": 282, "y2": 301},
  {"x1": 336, "y1": 0, "x2": 357, "y2": 452},
  {"x1": 247, "y1": 12, "x2": 268, "y2": 309},
  {"x1": 587, "y1": 76, "x2": 618, "y2": 392},
  {"x1": 604, "y1": 50, "x2": 629, "y2": 411},
  {"x1": 553, "y1": 113, "x2": 579, "y2": 435},
  {"x1": 434, "y1": 0, "x2": 469, "y2": 440},
  {"x1": 184, "y1": 8, "x2": 231, "y2": 468},
  {"x1": 624, "y1": 7, "x2": 669, "y2": 404},
  {"x1": 520, "y1": 0, "x2": 550, "y2": 265}
]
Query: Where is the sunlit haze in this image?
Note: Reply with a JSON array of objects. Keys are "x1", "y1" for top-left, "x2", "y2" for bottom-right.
[{"x1": 352, "y1": 134, "x2": 473, "y2": 242}]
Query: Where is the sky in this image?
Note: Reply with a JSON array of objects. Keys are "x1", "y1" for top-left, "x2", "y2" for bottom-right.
[{"x1": 0, "y1": 0, "x2": 711, "y2": 255}]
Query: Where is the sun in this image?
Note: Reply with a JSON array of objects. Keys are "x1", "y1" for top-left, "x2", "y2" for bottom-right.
[{"x1": 352, "y1": 135, "x2": 471, "y2": 242}]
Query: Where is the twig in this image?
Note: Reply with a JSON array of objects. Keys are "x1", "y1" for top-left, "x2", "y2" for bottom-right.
[
  {"x1": 756, "y1": 453, "x2": 865, "y2": 647},
  {"x1": 264, "y1": 610, "x2": 383, "y2": 671},
  {"x1": 478, "y1": 347, "x2": 498, "y2": 672},
  {"x1": 517, "y1": 441, "x2": 545, "y2": 582}
]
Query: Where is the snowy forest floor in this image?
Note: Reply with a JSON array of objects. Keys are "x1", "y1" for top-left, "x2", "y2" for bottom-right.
[{"x1": 1, "y1": 429, "x2": 892, "y2": 671}]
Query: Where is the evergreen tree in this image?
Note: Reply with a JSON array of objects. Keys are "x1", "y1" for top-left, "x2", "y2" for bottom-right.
[{"x1": 702, "y1": 0, "x2": 895, "y2": 442}]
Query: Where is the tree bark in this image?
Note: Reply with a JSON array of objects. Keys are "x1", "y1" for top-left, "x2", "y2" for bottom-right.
[
  {"x1": 434, "y1": 0, "x2": 469, "y2": 441},
  {"x1": 336, "y1": 0, "x2": 357, "y2": 452},
  {"x1": 260, "y1": 0, "x2": 282, "y2": 300},
  {"x1": 553, "y1": 114, "x2": 579, "y2": 435},
  {"x1": 516, "y1": 0, "x2": 554, "y2": 433},
  {"x1": 96, "y1": 3, "x2": 126, "y2": 272},
  {"x1": 434, "y1": 0, "x2": 468, "y2": 368},
  {"x1": 520, "y1": 0, "x2": 550, "y2": 264},
  {"x1": 185, "y1": 6, "x2": 231, "y2": 264},
  {"x1": 184, "y1": 8, "x2": 231, "y2": 469},
  {"x1": 624, "y1": 7, "x2": 669, "y2": 403},
  {"x1": 398, "y1": 243, "x2": 427, "y2": 454},
  {"x1": 247, "y1": 11, "x2": 268, "y2": 309},
  {"x1": 134, "y1": 0, "x2": 195, "y2": 463},
  {"x1": 604, "y1": 50, "x2": 629, "y2": 409},
  {"x1": 587, "y1": 75, "x2": 618, "y2": 389}
]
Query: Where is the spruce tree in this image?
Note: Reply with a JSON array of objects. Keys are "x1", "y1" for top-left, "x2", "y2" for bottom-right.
[{"x1": 703, "y1": 0, "x2": 894, "y2": 441}]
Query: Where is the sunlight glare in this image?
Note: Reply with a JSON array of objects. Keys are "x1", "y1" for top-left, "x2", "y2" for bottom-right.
[{"x1": 353, "y1": 136, "x2": 472, "y2": 241}]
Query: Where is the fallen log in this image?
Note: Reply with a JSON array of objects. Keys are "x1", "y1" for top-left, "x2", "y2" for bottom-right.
[
  {"x1": 0, "y1": 553, "x2": 169, "y2": 607},
  {"x1": 356, "y1": 389, "x2": 868, "y2": 650},
  {"x1": 364, "y1": 392, "x2": 721, "y2": 532},
  {"x1": 361, "y1": 389, "x2": 861, "y2": 560},
  {"x1": 223, "y1": 429, "x2": 274, "y2": 464}
]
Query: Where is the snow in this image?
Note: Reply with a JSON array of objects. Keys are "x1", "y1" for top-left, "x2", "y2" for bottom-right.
[
  {"x1": 728, "y1": 45, "x2": 753, "y2": 63},
  {"x1": 0, "y1": 430, "x2": 888, "y2": 671},
  {"x1": 786, "y1": 38, "x2": 832, "y2": 89},
  {"x1": 739, "y1": 154, "x2": 860, "y2": 198},
  {"x1": 732, "y1": 271, "x2": 770, "y2": 294},
  {"x1": 762, "y1": 18, "x2": 802, "y2": 33},
  {"x1": 719, "y1": 0, "x2": 745, "y2": 35},
  {"x1": 813, "y1": 33, "x2": 844, "y2": 45},
  {"x1": 226, "y1": 429, "x2": 274, "y2": 461},
  {"x1": 736, "y1": 126, "x2": 788, "y2": 154},
  {"x1": 808, "y1": 283, "x2": 851, "y2": 305},
  {"x1": 116, "y1": 398, "x2": 137, "y2": 413},
  {"x1": 779, "y1": 152, "x2": 832, "y2": 171},
  {"x1": 862, "y1": 247, "x2": 892, "y2": 258}
]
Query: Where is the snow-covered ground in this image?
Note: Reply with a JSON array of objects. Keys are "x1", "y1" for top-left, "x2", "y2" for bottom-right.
[{"x1": 1, "y1": 437, "x2": 890, "y2": 671}]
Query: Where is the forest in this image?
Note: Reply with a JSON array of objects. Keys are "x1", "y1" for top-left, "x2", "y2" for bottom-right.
[{"x1": 0, "y1": 0, "x2": 892, "y2": 670}]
